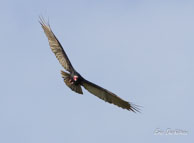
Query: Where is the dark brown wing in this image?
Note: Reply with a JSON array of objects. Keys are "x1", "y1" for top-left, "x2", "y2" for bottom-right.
[
  {"x1": 61, "y1": 70, "x2": 83, "y2": 94},
  {"x1": 40, "y1": 17, "x2": 74, "y2": 73},
  {"x1": 82, "y1": 80, "x2": 140, "y2": 112}
]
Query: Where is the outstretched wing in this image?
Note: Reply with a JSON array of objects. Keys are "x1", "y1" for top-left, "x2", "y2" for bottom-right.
[
  {"x1": 82, "y1": 80, "x2": 140, "y2": 112},
  {"x1": 40, "y1": 18, "x2": 74, "y2": 73}
]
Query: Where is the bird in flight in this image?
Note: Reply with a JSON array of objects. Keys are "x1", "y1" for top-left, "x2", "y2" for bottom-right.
[{"x1": 40, "y1": 18, "x2": 140, "y2": 112}]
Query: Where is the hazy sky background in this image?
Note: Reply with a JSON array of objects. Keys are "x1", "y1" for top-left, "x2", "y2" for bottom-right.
[{"x1": 0, "y1": 0, "x2": 193, "y2": 143}]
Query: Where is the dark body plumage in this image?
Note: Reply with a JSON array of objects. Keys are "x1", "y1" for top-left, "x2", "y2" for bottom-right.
[{"x1": 40, "y1": 18, "x2": 140, "y2": 112}]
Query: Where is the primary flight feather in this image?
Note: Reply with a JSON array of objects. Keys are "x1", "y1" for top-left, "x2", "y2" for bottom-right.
[{"x1": 40, "y1": 18, "x2": 140, "y2": 112}]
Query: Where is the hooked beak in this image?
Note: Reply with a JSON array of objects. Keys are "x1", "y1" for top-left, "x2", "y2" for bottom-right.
[{"x1": 73, "y1": 76, "x2": 78, "y2": 81}]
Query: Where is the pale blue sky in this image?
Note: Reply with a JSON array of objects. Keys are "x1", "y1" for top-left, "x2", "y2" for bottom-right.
[{"x1": 0, "y1": 0, "x2": 193, "y2": 143}]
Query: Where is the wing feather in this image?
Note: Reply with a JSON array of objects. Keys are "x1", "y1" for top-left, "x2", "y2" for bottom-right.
[
  {"x1": 82, "y1": 80, "x2": 140, "y2": 112},
  {"x1": 40, "y1": 17, "x2": 74, "y2": 72}
]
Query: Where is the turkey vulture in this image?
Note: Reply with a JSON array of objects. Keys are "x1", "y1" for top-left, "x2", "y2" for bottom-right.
[{"x1": 40, "y1": 18, "x2": 140, "y2": 112}]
